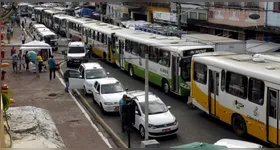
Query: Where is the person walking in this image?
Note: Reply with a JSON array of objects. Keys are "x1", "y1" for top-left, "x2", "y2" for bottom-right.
[
  {"x1": 10, "y1": 46, "x2": 16, "y2": 56},
  {"x1": 12, "y1": 53, "x2": 18, "y2": 73},
  {"x1": 24, "y1": 51, "x2": 29, "y2": 71},
  {"x1": 37, "y1": 53, "x2": 44, "y2": 72},
  {"x1": 63, "y1": 70, "x2": 70, "y2": 93},
  {"x1": 20, "y1": 34, "x2": 25, "y2": 44},
  {"x1": 6, "y1": 30, "x2": 11, "y2": 44},
  {"x1": 10, "y1": 26, "x2": 13, "y2": 37},
  {"x1": 48, "y1": 55, "x2": 56, "y2": 81},
  {"x1": 119, "y1": 95, "x2": 127, "y2": 132},
  {"x1": 21, "y1": 21, "x2": 24, "y2": 30},
  {"x1": 18, "y1": 50, "x2": 25, "y2": 72}
]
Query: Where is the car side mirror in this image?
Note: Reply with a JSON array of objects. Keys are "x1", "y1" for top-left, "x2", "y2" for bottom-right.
[
  {"x1": 125, "y1": 88, "x2": 128, "y2": 91},
  {"x1": 167, "y1": 106, "x2": 171, "y2": 110},
  {"x1": 107, "y1": 72, "x2": 110, "y2": 75},
  {"x1": 135, "y1": 110, "x2": 140, "y2": 115},
  {"x1": 78, "y1": 75, "x2": 83, "y2": 78}
]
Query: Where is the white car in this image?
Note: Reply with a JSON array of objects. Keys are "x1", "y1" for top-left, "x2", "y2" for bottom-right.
[
  {"x1": 68, "y1": 63, "x2": 109, "y2": 93},
  {"x1": 214, "y1": 139, "x2": 263, "y2": 148},
  {"x1": 66, "y1": 42, "x2": 88, "y2": 67},
  {"x1": 126, "y1": 90, "x2": 179, "y2": 138},
  {"x1": 91, "y1": 78, "x2": 127, "y2": 113}
]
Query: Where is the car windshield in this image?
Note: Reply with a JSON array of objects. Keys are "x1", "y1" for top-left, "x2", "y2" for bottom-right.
[
  {"x1": 139, "y1": 99, "x2": 168, "y2": 115},
  {"x1": 101, "y1": 82, "x2": 124, "y2": 94},
  {"x1": 68, "y1": 46, "x2": 85, "y2": 53},
  {"x1": 86, "y1": 69, "x2": 107, "y2": 79}
]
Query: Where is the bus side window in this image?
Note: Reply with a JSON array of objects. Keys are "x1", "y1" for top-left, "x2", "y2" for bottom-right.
[
  {"x1": 97, "y1": 32, "x2": 100, "y2": 41},
  {"x1": 158, "y1": 49, "x2": 170, "y2": 67},
  {"x1": 101, "y1": 33, "x2": 104, "y2": 43},
  {"x1": 225, "y1": 71, "x2": 248, "y2": 99},
  {"x1": 221, "y1": 70, "x2": 226, "y2": 91},
  {"x1": 149, "y1": 47, "x2": 158, "y2": 62},
  {"x1": 248, "y1": 78, "x2": 264, "y2": 105},
  {"x1": 193, "y1": 62, "x2": 207, "y2": 84},
  {"x1": 268, "y1": 89, "x2": 278, "y2": 119},
  {"x1": 131, "y1": 41, "x2": 139, "y2": 55},
  {"x1": 93, "y1": 31, "x2": 96, "y2": 40}
]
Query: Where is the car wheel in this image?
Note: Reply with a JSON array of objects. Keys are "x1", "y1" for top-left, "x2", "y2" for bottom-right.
[
  {"x1": 139, "y1": 125, "x2": 145, "y2": 139},
  {"x1": 232, "y1": 114, "x2": 247, "y2": 136},
  {"x1": 100, "y1": 103, "x2": 106, "y2": 114},
  {"x1": 128, "y1": 64, "x2": 134, "y2": 77}
]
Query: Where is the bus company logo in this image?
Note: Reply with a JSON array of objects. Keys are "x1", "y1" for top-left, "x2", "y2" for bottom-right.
[{"x1": 254, "y1": 107, "x2": 259, "y2": 117}]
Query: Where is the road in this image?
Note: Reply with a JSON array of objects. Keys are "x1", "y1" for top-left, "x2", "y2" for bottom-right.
[
  {"x1": 60, "y1": 58, "x2": 256, "y2": 148},
  {"x1": 22, "y1": 16, "x2": 268, "y2": 148}
]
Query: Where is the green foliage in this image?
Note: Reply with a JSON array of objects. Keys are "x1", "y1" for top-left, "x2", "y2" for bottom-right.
[{"x1": 2, "y1": 89, "x2": 13, "y2": 112}]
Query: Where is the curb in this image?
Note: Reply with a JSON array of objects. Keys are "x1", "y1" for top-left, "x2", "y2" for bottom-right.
[{"x1": 58, "y1": 62, "x2": 128, "y2": 148}]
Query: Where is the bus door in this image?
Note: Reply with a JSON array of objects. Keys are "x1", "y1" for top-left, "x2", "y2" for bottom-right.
[
  {"x1": 118, "y1": 39, "x2": 125, "y2": 69},
  {"x1": 171, "y1": 55, "x2": 179, "y2": 94},
  {"x1": 208, "y1": 69, "x2": 219, "y2": 116},
  {"x1": 267, "y1": 88, "x2": 280, "y2": 145}
]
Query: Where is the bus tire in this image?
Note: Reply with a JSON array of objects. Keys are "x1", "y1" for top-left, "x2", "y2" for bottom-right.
[
  {"x1": 162, "y1": 79, "x2": 170, "y2": 94},
  {"x1": 232, "y1": 114, "x2": 247, "y2": 137},
  {"x1": 128, "y1": 64, "x2": 134, "y2": 77}
]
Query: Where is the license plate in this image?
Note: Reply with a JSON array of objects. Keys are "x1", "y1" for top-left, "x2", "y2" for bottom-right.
[
  {"x1": 162, "y1": 128, "x2": 171, "y2": 132},
  {"x1": 74, "y1": 60, "x2": 80, "y2": 62}
]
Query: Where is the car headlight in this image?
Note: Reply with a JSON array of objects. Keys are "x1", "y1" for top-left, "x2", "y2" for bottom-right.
[
  {"x1": 173, "y1": 119, "x2": 178, "y2": 125},
  {"x1": 104, "y1": 102, "x2": 114, "y2": 105},
  {"x1": 148, "y1": 124, "x2": 156, "y2": 129}
]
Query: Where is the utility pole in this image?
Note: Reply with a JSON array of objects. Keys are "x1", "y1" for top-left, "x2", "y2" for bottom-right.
[
  {"x1": 176, "y1": 2, "x2": 181, "y2": 30},
  {"x1": 144, "y1": 52, "x2": 149, "y2": 140}
]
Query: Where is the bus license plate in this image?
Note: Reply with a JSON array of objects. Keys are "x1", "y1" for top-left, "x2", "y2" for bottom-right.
[{"x1": 162, "y1": 128, "x2": 171, "y2": 132}]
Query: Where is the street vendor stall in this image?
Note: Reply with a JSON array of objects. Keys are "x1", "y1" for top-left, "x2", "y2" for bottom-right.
[{"x1": 20, "y1": 40, "x2": 53, "y2": 73}]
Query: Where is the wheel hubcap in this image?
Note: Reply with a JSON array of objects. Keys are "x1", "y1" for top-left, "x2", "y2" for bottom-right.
[
  {"x1": 140, "y1": 127, "x2": 145, "y2": 137},
  {"x1": 129, "y1": 68, "x2": 133, "y2": 76},
  {"x1": 164, "y1": 83, "x2": 169, "y2": 93}
]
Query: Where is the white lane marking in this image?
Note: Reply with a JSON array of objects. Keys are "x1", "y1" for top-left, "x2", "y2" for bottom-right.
[{"x1": 56, "y1": 63, "x2": 112, "y2": 148}]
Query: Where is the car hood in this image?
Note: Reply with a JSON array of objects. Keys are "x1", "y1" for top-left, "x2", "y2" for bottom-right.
[
  {"x1": 214, "y1": 139, "x2": 263, "y2": 148},
  {"x1": 67, "y1": 53, "x2": 85, "y2": 58},
  {"x1": 148, "y1": 111, "x2": 176, "y2": 125},
  {"x1": 102, "y1": 92, "x2": 127, "y2": 103}
]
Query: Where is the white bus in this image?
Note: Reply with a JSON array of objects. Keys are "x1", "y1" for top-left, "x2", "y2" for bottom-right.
[
  {"x1": 18, "y1": 3, "x2": 29, "y2": 17},
  {"x1": 83, "y1": 22, "x2": 122, "y2": 64},
  {"x1": 65, "y1": 16, "x2": 96, "y2": 41},
  {"x1": 27, "y1": 4, "x2": 35, "y2": 18},
  {"x1": 42, "y1": 9, "x2": 66, "y2": 29},
  {"x1": 53, "y1": 14, "x2": 69, "y2": 36},
  {"x1": 34, "y1": 7, "x2": 49, "y2": 23},
  {"x1": 191, "y1": 51, "x2": 280, "y2": 147},
  {"x1": 114, "y1": 30, "x2": 214, "y2": 96}
]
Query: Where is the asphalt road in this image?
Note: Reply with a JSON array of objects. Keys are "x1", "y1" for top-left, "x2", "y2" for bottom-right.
[{"x1": 60, "y1": 57, "x2": 255, "y2": 148}]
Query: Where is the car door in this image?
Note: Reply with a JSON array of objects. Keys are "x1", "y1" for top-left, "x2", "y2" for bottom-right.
[
  {"x1": 92, "y1": 81, "x2": 99, "y2": 101},
  {"x1": 94, "y1": 83, "x2": 102, "y2": 104},
  {"x1": 68, "y1": 69, "x2": 84, "y2": 89},
  {"x1": 134, "y1": 101, "x2": 142, "y2": 130}
]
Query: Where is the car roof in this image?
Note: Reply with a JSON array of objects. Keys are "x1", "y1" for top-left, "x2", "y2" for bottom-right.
[
  {"x1": 82, "y1": 62, "x2": 103, "y2": 70},
  {"x1": 95, "y1": 78, "x2": 119, "y2": 85},
  {"x1": 69, "y1": 42, "x2": 84, "y2": 47},
  {"x1": 126, "y1": 90, "x2": 160, "y2": 102},
  {"x1": 39, "y1": 31, "x2": 56, "y2": 36}
]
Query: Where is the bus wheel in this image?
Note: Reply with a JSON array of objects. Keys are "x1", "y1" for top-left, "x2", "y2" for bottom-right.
[
  {"x1": 128, "y1": 64, "x2": 134, "y2": 77},
  {"x1": 162, "y1": 79, "x2": 170, "y2": 94},
  {"x1": 232, "y1": 114, "x2": 247, "y2": 136}
]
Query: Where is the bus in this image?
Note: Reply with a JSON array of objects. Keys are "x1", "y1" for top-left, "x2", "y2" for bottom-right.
[
  {"x1": 114, "y1": 30, "x2": 214, "y2": 96},
  {"x1": 64, "y1": 16, "x2": 96, "y2": 41},
  {"x1": 34, "y1": 7, "x2": 49, "y2": 23},
  {"x1": 83, "y1": 22, "x2": 122, "y2": 64},
  {"x1": 191, "y1": 51, "x2": 280, "y2": 147},
  {"x1": 42, "y1": 9, "x2": 66, "y2": 29},
  {"x1": 18, "y1": 3, "x2": 29, "y2": 17},
  {"x1": 27, "y1": 4, "x2": 35, "y2": 18},
  {"x1": 53, "y1": 14, "x2": 69, "y2": 36}
]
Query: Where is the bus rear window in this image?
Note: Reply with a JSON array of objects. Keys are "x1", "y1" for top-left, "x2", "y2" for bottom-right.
[{"x1": 183, "y1": 48, "x2": 214, "y2": 57}]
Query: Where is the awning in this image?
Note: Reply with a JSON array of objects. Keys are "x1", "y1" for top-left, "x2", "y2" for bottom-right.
[{"x1": 246, "y1": 40, "x2": 280, "y2": 53}]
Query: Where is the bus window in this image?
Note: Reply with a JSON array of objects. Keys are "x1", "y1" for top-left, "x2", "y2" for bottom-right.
[
  {"x1": 149, "y1": 47, "x2": 158, "y2": 62},
  {"x1": 158, "y1": 50, "x2": 170, "y2": 67},
  {"x1": 93, "y1": 31, "x2": 96, "y2": 40},
  {"x1": 226, "y1": 71, "x2": 248, "y2": 99},
  {"x1": 101, "y1": 34, "x2": 104, "y2": 43},
  {"x1": 193, "y1": 62, "x2": 207, "y2": 84},
  {"x1": 139, "y1": 44, "x2": 146, "y2": 58},
  {"x1": 248, "y1": 78, "x2": 264, "y2": 105},
  {"x1": 131, "y1": 41, "x2": 139, "y2": 55},
  {"x1": 97, "y1": 32, "x2": 100, "y2": 41},
  {"x1": 104, "y1": 35, "x2": 107, "y2": 44},
  {"x1": 125, "y1": 40, "x2": 131, "y2": 53},
  {"x1": 221, "y1": 70, "x2": 226, "y2": 91},
  {"x1": 268, "y1": 89, "x2": 277, "y2": 119}
]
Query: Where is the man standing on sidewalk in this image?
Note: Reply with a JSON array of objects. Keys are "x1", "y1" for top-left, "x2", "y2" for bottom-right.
[
  {"x1": 48, "y1": 55, "x2": 56, "y2": 81},
  {"x1": 20, "y1": 34, "x2": 25, "y2": 44},
  {"x1": 12, "y1": 53, "x2": 18, "y2": 73},
  {"x1": 119, "y1": 95, "x2": 127, "y2": 132},
  {"x1": 63, "y1": 70, "x2": 70, "y2": 93}
]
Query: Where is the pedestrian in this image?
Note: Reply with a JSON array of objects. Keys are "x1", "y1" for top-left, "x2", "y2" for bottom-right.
[
  {"x1": 18, "y1": 50, "x2": 25, "y2": 72},
  {"x1": 24, "y1": 51, "x2": 29, "y2": 71},
  {"x1": 20, "y1": 34, "x2": 25, "y2": 44},
  {"x1": 21, "y1": 21, "x2": 24, "y2": 30},
  {"x1": 10, "y1": 26, "x2": 13, "y2": 37},
  {"x1": 37, "y1": 52, "x2": 44, "y2": 73},
  {"x1": 24, "y1": 16, "x2": 26, "y2": 24},
  {"x1": 10, "y1": 46, "x2": 16, "y2": 56},
  {"x1": 63, "y1": 70, "x2": 70, "y2": 93},
  {"x1": 119, "y1": 94, "x2": 127, "y2": 132},
  {"x1": 6, "y1": 30, "x2": 11, "y2": 44},
  {"x1": 48, "y1": 55, "x2": 56, "y2": 81},
  {"x1": 11, "y1": 53, "x2": 18, "y2": 73}
]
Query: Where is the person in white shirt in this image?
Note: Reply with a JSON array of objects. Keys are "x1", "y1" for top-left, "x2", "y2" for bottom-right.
[{"x1": 20, "y1": 34, "x2": 25, "y2": 44}]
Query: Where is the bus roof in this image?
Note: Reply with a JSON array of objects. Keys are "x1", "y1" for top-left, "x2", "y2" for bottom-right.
[
  {"x1": 18, "y1": 3, "x2": 28, "y2": 6},
  {"x1": 83, "y1": 22, "x2": 125, "y2": 35},
  {"x1": 53, "y1": 7, "x2": 68, "y2": 11},
  {"x1": 43, "y1": 9, "x2": 65, "y2": 14},
  {"x1": 192, "y1": 51, "x2": 280, "y2": 85},
  {"x1": 65, "y1": 16, "x2": 96, "y2": 25},
  {"x1": 34, "y1": 7, "x2": 49, "y2": 11},
  {"x1": 182, "y1": 34, "x2": 245, "y2": 44},
  {"x1": 53, "y1": 14, "x2": 69, "y2": 19},
  {"x1": 39, "y1": 31, "x2": 56, "y2": 36}
]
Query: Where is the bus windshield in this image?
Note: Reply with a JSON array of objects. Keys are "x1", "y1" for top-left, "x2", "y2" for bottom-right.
[{"x1": 181, "y1": 48, "x2": 214, "y2": 81}]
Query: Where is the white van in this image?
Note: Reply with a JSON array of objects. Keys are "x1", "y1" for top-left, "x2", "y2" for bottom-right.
[
  {"x1": 37, "y1": 31, "x2": 58, "y2": 51},
  {"x1": 66, "y1": 42, "x2": 88, "y2": 67}
]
